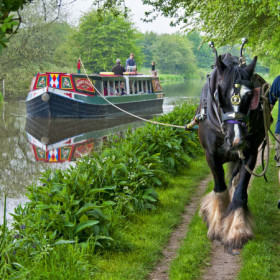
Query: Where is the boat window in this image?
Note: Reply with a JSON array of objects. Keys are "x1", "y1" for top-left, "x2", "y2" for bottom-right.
[
  {"x1": 93, "y1": 80, "x2": 103, "y2": 96},
  {"x1": 130, "y1": 80, "x2": 136, "y2": 95},
  {"x1": 120, "y1": 81, "x2": 127, "y2": 95}
]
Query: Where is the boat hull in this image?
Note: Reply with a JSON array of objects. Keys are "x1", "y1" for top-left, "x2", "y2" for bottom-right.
[{"x1": 26, "y1": 90, "x2": 163, "y2": 118}]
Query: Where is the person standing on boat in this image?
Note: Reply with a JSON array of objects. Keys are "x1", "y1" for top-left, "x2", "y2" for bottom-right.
[
  {"x1": 126, "y1": 53, "x2": 135, "y2": 70},
  {"x1": 77, "y1": 58, "x2": 81, "y2": 74},
  {"x1": 112, "y1": 59, "x2": 126, "y2": 75},
  {"x1": 151, "y1": 61, "x2": 157, "y2": 76}
]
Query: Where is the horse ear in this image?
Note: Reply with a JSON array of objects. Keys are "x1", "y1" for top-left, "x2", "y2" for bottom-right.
[
  {"x1": 216, "y1": 55, "x2": 226, "y2": 74},
  {"x1": 246, "y1": 56, "x2": 258, "y2": 76}
]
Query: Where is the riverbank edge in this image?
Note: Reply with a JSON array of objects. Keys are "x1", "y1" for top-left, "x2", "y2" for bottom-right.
[
  {"x1": 0, "y1": 102, "x2": 203, "y2": 278},
  {"x1": 90, "y1": 158, "x2": 211, "y2": 280}
]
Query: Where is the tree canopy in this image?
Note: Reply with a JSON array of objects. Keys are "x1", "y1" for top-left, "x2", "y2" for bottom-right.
[
  {"x1": 91, "y1": 1, "x2": 280, "y2": 63},
  {"x1": 0, "y1": 0, "x2": 32, "y2": 51},
  {"x1": 73, "y1": 9, "x2": 143, "y2": 73},
  {"x1": 151, "y1": 34, "x2": 198, "y2": 76}
]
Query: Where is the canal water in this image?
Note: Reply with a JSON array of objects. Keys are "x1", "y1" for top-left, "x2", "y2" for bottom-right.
[{"x1": 0, "y1": 80, "x2": 202, "y2": 220}]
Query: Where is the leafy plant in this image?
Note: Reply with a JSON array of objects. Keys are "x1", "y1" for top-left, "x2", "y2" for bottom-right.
[{"x1": 0, "y1": 101, "x2": 201, "y2": 278}]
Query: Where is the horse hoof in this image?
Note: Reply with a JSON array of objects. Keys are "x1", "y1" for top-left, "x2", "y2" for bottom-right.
[
  {"x1": 222, "y1": 208, "x2": 254, "y2": 250},
  {"x1": 213, "y1": 240, "x2": 222, "y2": 245},
  {"x1": 278, "y1": 200, "x2": 280, "y2": 209},
  {"x1": 227, "y1": 248, "x2": 241, "y2": 255}
]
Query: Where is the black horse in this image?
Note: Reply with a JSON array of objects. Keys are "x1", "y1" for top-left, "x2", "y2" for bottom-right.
[{"x1": 197, "y1": 51, "x2": 269, "y2": 251}]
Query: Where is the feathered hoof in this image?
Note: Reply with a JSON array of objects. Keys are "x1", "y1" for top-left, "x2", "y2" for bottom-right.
[
  {"x1": 199, "y1": 190, "x2": 230, "y2": 241},
  {"x1": 222, "y1": 207, "x2": 254, "y2": 250}
]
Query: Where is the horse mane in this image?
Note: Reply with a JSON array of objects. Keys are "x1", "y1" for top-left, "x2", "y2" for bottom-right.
[{"x1": 210, "y1": 53, "x2": 253, "y2": 96}]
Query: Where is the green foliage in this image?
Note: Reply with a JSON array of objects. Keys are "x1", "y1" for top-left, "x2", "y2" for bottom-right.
[
  {"x1": 186, "y1": 32, "x2": 214, "y2": 70},
  {"x1": 0, "y1": 102, "x2": 201, "y2": 278},
  {"x1": 140, "y1": 32, "x2": 156, "y2": 68},
  {"x1": 140, "y1": 32, "x2": 198, "y2": 77},
  {"x1": 74, "y1": 9, "x2": 143, "y2": 73},
  {"x1": 91, "y1": 160, "x2": 210, "y2": 280},
  {"x1": 0, "y1": 22, "x2": 76, "y2": 99},
  {"x1": 0, "y1": 0, "x2": 32, "y2": 52}
]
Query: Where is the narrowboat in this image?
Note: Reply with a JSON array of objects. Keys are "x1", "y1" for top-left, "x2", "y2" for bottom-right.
[{"x1": 26, "y1": 72, "x2": 164, "y2": 118}]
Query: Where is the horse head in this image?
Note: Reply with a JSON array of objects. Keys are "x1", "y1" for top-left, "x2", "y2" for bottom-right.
[{"x1": 211, "y1": 54, "x2": 258, "y2": 150}]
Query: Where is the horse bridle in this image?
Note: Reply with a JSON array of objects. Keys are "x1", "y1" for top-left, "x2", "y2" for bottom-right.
[{"x1": 212, "y1": 78, "x2": 254, "y2": 135}]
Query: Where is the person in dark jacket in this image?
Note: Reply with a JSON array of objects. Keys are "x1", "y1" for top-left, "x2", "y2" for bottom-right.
[
  {"x1": 126, "y1": 53, "x2": 135, "y2": 69},
  {"x1": 111, "y1": 59, "x2": 126, "y2": 75},
  {"x1": 269, "y1": 75, "x2": 280, "y2": 166}
]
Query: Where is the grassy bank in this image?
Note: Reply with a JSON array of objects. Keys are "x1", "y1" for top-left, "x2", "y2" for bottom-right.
[
  {"x1": 91, "y1": 159, "x2": 210, "y2": 280},
  {"x1": 237, "y1": 152, "x2": 280, "y2": 279},
  {"x1": 159, "y1": 74, "x2": 185, "y2": 83},
  {"x1": 0, "y1": 101, "x2": 205, "y2": 278},
  {"x1": 237, "y1": 106, "x2": 280, "y2": 279}
]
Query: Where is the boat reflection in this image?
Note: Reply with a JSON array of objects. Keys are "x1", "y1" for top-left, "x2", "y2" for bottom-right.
[{"x1": 25, "y1": 112, "x2": 161, "y2": 163}]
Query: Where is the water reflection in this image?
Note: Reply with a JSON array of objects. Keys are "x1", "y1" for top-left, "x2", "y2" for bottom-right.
[
  {"x1": 0, "y1": 80, "x2": 202, "y2": 220},
  {"x1": 25, "y1": 116, "x2": 149, "y2": 163}
]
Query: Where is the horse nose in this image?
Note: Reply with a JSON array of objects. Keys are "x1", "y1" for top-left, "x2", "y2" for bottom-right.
[
  {"x1": 233, "y1": 137, "x2": 241, "y2": 146},
  {"x1": 225, "y1": 136, "x2": 243, "y2": 148},
  {"x1": 232, "y1": 137, "x2": 244, "y2": 148}
]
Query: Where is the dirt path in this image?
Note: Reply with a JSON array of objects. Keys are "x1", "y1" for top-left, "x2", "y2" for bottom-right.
[
  {"x1": 148, "y1": 148, "x2": 268, "y2": 280},
  {"x1": 202, "y1": 241, "x2": 240, "y2": 280},
  {"x1": 148, "y1": 174, "x2": 212, "y2": 280}
]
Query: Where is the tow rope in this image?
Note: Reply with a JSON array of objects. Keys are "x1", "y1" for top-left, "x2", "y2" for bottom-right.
[{"x1": 79, "y1": 58, "x2": 186, "y2": 129}]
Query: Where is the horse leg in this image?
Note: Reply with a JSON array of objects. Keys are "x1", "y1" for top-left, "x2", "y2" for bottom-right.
[
  {"x1": 228, "y1": 161, "x2": 242, "y2": 201},
  {"x1": 222, "y1": 153, "x2": 257, "y2": 251},
  {"x1": 200, "y1": 153, "x2": 230, "y2": 240}
]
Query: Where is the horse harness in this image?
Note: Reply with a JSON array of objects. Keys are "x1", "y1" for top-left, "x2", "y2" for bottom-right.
[{"x1": 198, "y1": 74, "x2": 267, "y2": 137}]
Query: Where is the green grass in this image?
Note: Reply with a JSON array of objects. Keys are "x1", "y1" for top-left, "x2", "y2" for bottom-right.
[
  {"x1": 168, "y1": 181, "x2": 213, "y2": 280},
  {"x1": 237, "y1": 106, "x2": 280, "y2": 279},
  {"x1": 168, "y1": 107, "x2": 280, "y2": 280},
  {"x1": 90, "y1": 158, "x2": 210, "y2": 280},
  {"x1": 237, "y1": 152, "x2": 280, "y2": 280}
]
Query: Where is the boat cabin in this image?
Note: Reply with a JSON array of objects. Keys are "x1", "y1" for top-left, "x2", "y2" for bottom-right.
[{"x1": 29, "y1": 72, "x2": 163, "y2": 97}]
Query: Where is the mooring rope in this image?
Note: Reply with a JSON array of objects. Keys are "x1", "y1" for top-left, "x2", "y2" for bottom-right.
[{"x1": 79, "y1": 58, "x2": 186, "y2": 129}]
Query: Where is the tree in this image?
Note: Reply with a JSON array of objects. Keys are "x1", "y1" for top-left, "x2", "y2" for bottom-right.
[
  {"x1": 73, "y1": 9, "x2": 143, "y2": 73},
  {"x1": 91, "y1": 1, "x2": 280, "y2": 68},
  {"x1": 151, "y1": 34, "x2": 198, "y2": 77},
  {"x1": 0, "y1": 0, "x2": 77, "y2": 53},
  {"x1": 0, "y1": 21, "x2": 75, "y2": 98},
  {"x1": 139, "y1": 32, "x2": 156, "y2": 68},
  {"x1": 0, "y1": 0, "x2": 32, "y2": 51}
]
